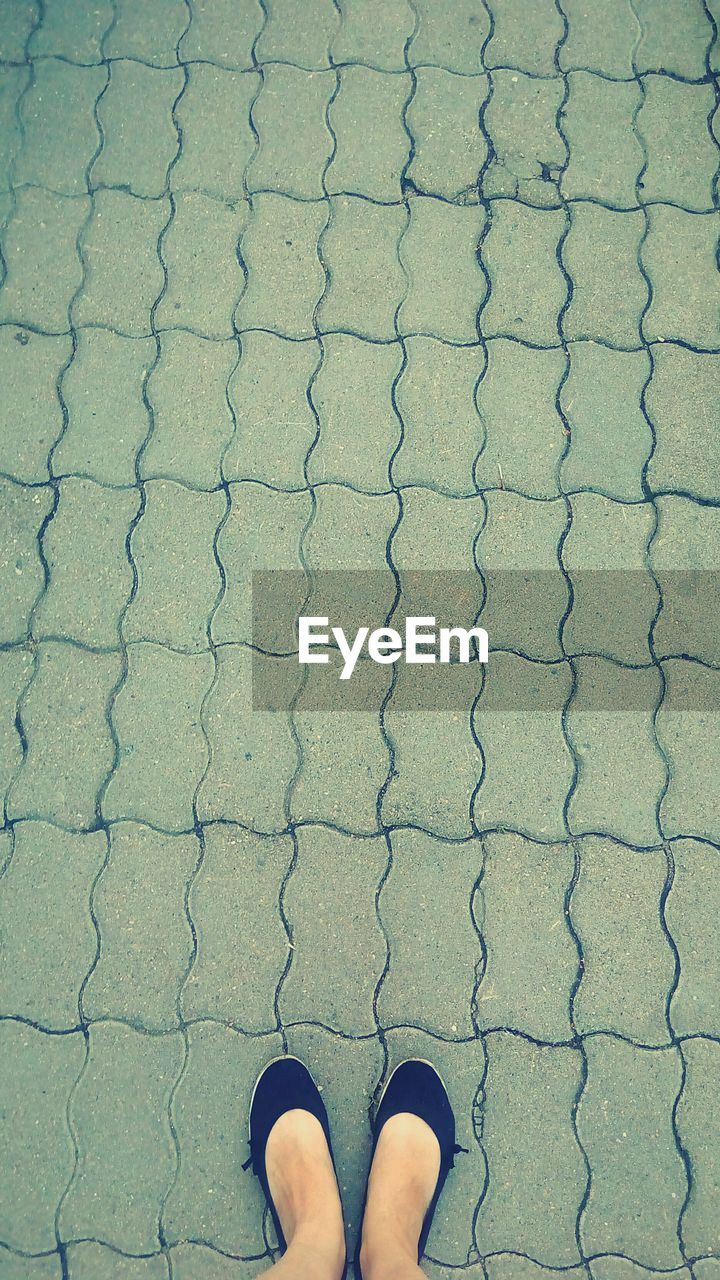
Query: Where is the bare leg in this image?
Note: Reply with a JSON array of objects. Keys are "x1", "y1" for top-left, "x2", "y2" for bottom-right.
[
  {"x1": 359, "y1": 1113, "x2": 442, "y2": 1280},
  {"x1": 256, "y1": 1109, "x2": 346, "y2": 1280}
]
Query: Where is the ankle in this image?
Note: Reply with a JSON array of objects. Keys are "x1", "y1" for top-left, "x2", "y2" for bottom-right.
[
  {"x1": 359, "y1": 1230, "x2": 419, "y2": 1280},
  {"x1": 289, "y1": 1215, "x2": 346, "y2": 1280}
]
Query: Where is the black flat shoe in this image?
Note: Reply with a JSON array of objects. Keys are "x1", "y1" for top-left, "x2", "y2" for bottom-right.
[
  {"x1": 357, "y1": 1058, "x2": 463, "y2": 1271},
  {"x1": 244, "y1": 1054, "x2": 337, "y2": 1254}
]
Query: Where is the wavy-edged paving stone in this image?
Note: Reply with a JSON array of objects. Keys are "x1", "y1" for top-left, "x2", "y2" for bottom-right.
[
  {"x1": 157, "y1": 192, "x2": 247, "y2": 340},
  {"x1": 250, "y1": 64, "x2": 334, "y2": 200},
  {"x1": 0, "y1": 0, "x2": 37, "y2": 60},
  {"x1": 35, "y1": 477, "x2": 139, "y2": 648},
  {"x1": 407, "y1": 69, "x2": 487, "y2": 201},
  {"x1": 0, "y1": 1250, "x2": 62, "y2": 1280},
  {"x1": 236, "y1": 192, "x2": 326, "y2": 340},
  {"x1": 0, "y1": 188, "x2": 87, "y2": 332},
  {"x1": 646, "y1": 346, "x2": 720, "y2": 501},
  {"x1": 331, "y1": 0, "x2": 414, "y2": 71},
  {"x1": 53, "y1": 329, "x2": 154, "y2": 486},
  {"x1": 638, "y1": 77, "x2": 718, "y2": 211},
  {"x1": 480, "y1": 204, "x2": 566, "y2": 346},
  {"x1": 561, "y1": 73, "x2": 642, "y2": 209},
  {"x1": 66, "y1": 1245, "x2": 167, "y2": 1280},
  {"x1": 651, "y1": 495, "x2": 720, "y2": 665},
  {"x1": 563, "y1": 205, "x2": 646, "y2": 348},
  {"x1": 410, "y1": 0, "x2": 490, "y2": 73},
  {"x1": 8, "y1": 640, "x2": 121, "y2": 829},
  {"x1": 486, "y1": 1261, "x2": 585, "y2": 1280},
  {"x1": 592, "y1": 1263, "x2": 696, "y2": 1280},
  {"x1": 60, "y1": 1021, "x2": 184, "y2": 1253},
  {"x1": 308, "y1": 333, "x2": 402, "y2": 493},
  {"x1": 474, "y1": 340, "x2": 566, "y2": 498},
  {"x1": 657, "y1": 659, "x2": 720, "y2": 844},
  {"x1": 0, "y1": 330, "x2": 71, "y2": 484},
  {"x1": 643, "y1": 208, "x2": 720, "y2": 349},
  {"x1": 562, "y1": 491, "x2": 657, "y2": 664},
  {"x1": 0, "y1": 1021, "x2": 85, "y2": 1253},
  {"x1": 29, "y1": 0, "x2": 113, "y2": 61},
  {"x1": 213, "y1": 483, "x2": 311, "y2": 649},
  {"x1": 376, "y1": 829, "x2": 481, "y2": 1038},
  {"x1": 474, "y1": 832, "x2": 576, "y2": 1041},
  {"x1": 143, "y1": 332, "x2": 237, "y2": 489},
  {"x1": 124, "y1": 480, "x2": 225, "y2": 651},
  {"x1": 394, "y1": 337, "x2": 485, "y2": 496},
  {"x1": 182, "y1": 823, "x2": 292, "y2": 1030},
  {"x1": 74, "y1": 190, "x2": 168, "y2": 338},
  {"x1": 170, "y1": 1246, "x2": 262, "y2": 1280},
  {"x1": 668, "y1": 839, "x2": 720, "y2": 1037},
  {"x1": 392, "y1": 487, "x2": 483, "y2": 577},
  {"x1": 571, "y1": 836, "x2": 673, "y2": 1042},
  {"x1": 172, "y1": 65, "x2": 259, "y2": 202},
  {"x1": 0, "y1": 820, "x2": 105, "y2": 1029},
  {"x1": 473, "y1": 653, "x2": 574, "y2": 841},
  {"x1": 0, "y1": 648, "x2": 32, "y2": 812},
  {"x1": 15, "y1": 59, "x2": 104, "y2": 196},
  {"x1": 566, "y1": 659, "x2": 665, "y2": 846},
  {"x1": 327, "y1": 66, "x2": 409, "y2": 202},
  {"x1": 104, "y1": 0, "x2": 187, "y2": 65},
  {"x1": 83, "y1": 821, "x2": 198, "y2": 1031},
  {"x1": 164, "y1": 1022, "x2": 283, "y2": 1254},
  {"x1": 198, "y1": 645, "x2": 298, "y2": 833},
  {"x1": 0, "y1": 478, "x2": 53, "y2": 643},
  {"x1": 399, "y1": 198, "x2": 486, "y2": 344},
  {"x1": 93, "y1": 62, "x2": 182, "y2": 199},
  {"x1": 476, "y1": 1032, "x2": 585, "y2": 1265},
  {"x1": 0, "y1": 66, "x2": 28, "y2": 187},
  {"x1": 560, "y1": 343, "x2": 652, "y2": 501},
  {"x1": 675, "y1": 1036, "x2": 720, "y2": 1255},
  {"x1": 482, "y1": 70, "x2": 564, "y2": 208},
  {"x1": 475, "y1": 490, "x2": 568, "y2": 662},
  {"x1": 484, "y1": 0, "x2": 565, "y2": 75},
  {"x1": 559, "y1": 0, "x2": 637, "y2": 77},
  {"x1": 180, "y1": 0, "x2": 261, "y2": 67},
  {"x1": 279, "y1": 826, "x2": 387, "y2": 1034},
  {"x1": 103, "y1": 644, "x2": 213, "y2": 832},
  {"x1": 224, "y1": 332, "x2": 319, "y2": 490},
  {"x1": 256, "y1": 0, "x2": 339, "y2": 68},
  {"x1": 635, "y1": 0, "x2": 712, "y2": 79},
  {"x1": 319, "y1": 197, "x2": 407, "y2": 342},
  {"x1": 305, "y1": 485, "x2": 398, "y2": 570},
  {"x1": 578, "y1": 1035, "x2": 685, "y2": 1267}
]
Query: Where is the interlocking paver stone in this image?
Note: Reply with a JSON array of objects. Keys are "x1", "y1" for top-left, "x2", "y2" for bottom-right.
[
  {"x1": 83, "y1": 821, "x2": 198, "y2": 1030},
  {"x1": 0, "y1": 477, "x2": 53, "y2": 643},
  {"x1": 560, "y1": 344, "x2": 652, "y2": 501},
  {"x1": 638, "y1": 78, "x2": 718, "y2": 211},
  {"x1": 399, "y1": 198, "x2": 485, "y2": 343},
  {"x1": 657, "y1": 660, "x2": 720, "y2": 843},
  {"x1": 0, "y1": 1021, "x2": 84, "y2": 1253},
  {"x1": 180, "y1": 0, "x2": 260, "y2": 67},
  {"x1": 485, "y1": 0, "x2": 565, "y2": 74},
  {"x1": 60, "y1": 1021, "x2": 185, "y2": 1253},
  {"x1": 646, "y1": 346, "x2": 720, "y2": 501},
  {"x1": 104, "y1": 0, "x2": 188, "y2": 65},
  {"x1": 250, "y1": 65, "x2": 334, "y2": 200},
  {"x1": 474, "y1": 340, "x2": 565, "y2": 497},
  {"x1": 15, "y1": 59, "x2": 104, "y2": 195},
  {"x1": 173, "y1": 65, "x2": 258, "y2": 201},
  {"x1": 74, "y1": 190, "x2": 168, "y2": 337},
  {"x1": 651, "y1": 495, "x2": 720, "y2": 665},
  {"x1": 561, "y1": 73, "x2": 642, "y2": 208},
  {"x1": 183, "y1": 823, "x2": 293, "y2": 1029},
  {"x1": 634, "y1": 0, "x2": 712, "y2": 79},
  {"x1": 94, "y1": 63, "x2": 183, "y2": 198},
  {"x1": 394, "y1": 337, "x2": 485, "y2": 496},
  {"x1": 475, "y1": 832, "x2": 576, "y2": 1041},
  {"x1": 66, "y1": 1244, "x2": 167, "y2": 1280},
  {"x1": 0, "y1": 820, "x2": 106, "y2": 1029},
  {"x1": 170, "y1": 1246, "x2": 261, "y2": 1280},
  {"x1": 331, "y1": 0, "x2": 414, "y2": 71},
  {"x1": 563, "y1": 205, "x2": 646, "y2": 348},
  {"x1": 675, "y1": 1036, "x2": 720, "y2": 1255},
  {"x1": 224, "y1": 332, "x2": 319, "y2": 489},
  {"x1": 143, "y1": 332, "x2": 237, "y2": 489},
  {"x1": 308, "y1": 334, "x2": 402, "y2": 492},
  {"x1": 29, "y1": 0, "x2": 113, "y2": 60},
  {"x1": 320, "y1": 197, "x2": 407, "y2": 341},
  {"x1": 0, "y1": 188, "x2": 87, "y2": 331},
  {"x1": 0, "y1": 1250, "x2": 62, "y2": 1280},
  {"x1": 305, "y1": 485, "x2": 398, "y2": 569},
  {"x1": 0, "y1": 648, "x2": 32, "y2": 813},
  {"x1": 559, "y1": 0, "x2": 636, "y2": 76},
  {"x1": 481, "y1": 203, "x2": 566, "y2": 345},
  {"x1": 327, "y1": 67, "x2": 409, "y2": 202},
  {"x1": 668, "y1": 839, "x2": 720, "y2": 1037},
  {"x1": 0, "y1": 66, "x2": 27, "y2": 186},
  {"x1": 0, "y1": 330, "x2": 71, "y2": 484},
  {"x1": 643, "y1": 208, "x2": 720, "y2": 348},
  {"x1": 256, "y1": 0, "x2": 338, "y2": 68},
  {"x1": 482, "y1": 70, "x2": 564, "y2": 208},
  {"x1": 236, "y1": 192, "x2": 326, "y2": 339},
  {"x1": 410, "y1": 0, "x2": 490, "y2": 73},
  {"x1": 157, "y1": 192, "x2": 247, "y2": 340},
  {"x1": 0, "y1": 0, "x2": 36, "y2": 60},
  {"x1": 408, "y1": 70, "x2": 487, "y2": 201}
]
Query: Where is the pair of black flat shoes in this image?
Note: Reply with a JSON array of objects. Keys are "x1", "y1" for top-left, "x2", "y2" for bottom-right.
[{"x1": 246, "y1": 1056, "x2": 459, "y2": 1271}]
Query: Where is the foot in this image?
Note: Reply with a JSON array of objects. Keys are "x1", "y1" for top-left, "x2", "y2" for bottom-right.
[
  {"x1": 359, "y1": 1112, "x2": 441, "y2": 1280},
  {"x1": 265, "y1": 1108, "x2": 346, "y2": 1277}
]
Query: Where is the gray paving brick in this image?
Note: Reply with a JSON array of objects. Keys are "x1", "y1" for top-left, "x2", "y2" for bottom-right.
[
  {"x1": 183, "y1": 823, "x2": 292, "y2": 1029},
  {"x1": 394, "y1": 337, "x2": 485, "y2": 496},
  {"x1": 410, "y1": 0, "x2": 489, "y2": 73},
  {"x1": 563, "y1": 205, "x2": 646, "y2": 348},
  {"x1": 474, "y1": 340, "x2": 565, "y2": 498},
  {"x1": 7, "y1": 641, "x2": 122, "y2": 829},
  {"x1": 487, "y1": 1261, "x2": 583, "y2": 1280},
  {"x1": 224, "y1": 332, "x2": 319, "y2": 489},
  {"x1": 408, "y1": 69, "x2": 487, "y2": 201},
  {"x1": 0, "y1": 477, "x2": 53, "y2": 643},
  {"x1": 308, "y1": 334, "x2": 402, "y2": 492},
  {"x1": 66, "y1": 1244, "x2": 167, "y2": 1280},
  {"x1": 93, "y1": 63, "x2": 182, "y2": 198},
  {"x1": 0, "y1": 329, "x2": 71, "y2": 484},
  {"x1": 83, "y1": 821, "x2": 198, "y2": 1030},
  {"x1": 164, "y1": 1022, "x2": 283, "y2": 1254},
  {"x1": 482, "y1": 70, "x2": 564, "y2": 208},
  {"x1": 638, "y1": 78, "x2": 718, "y2": 211},
  {"x1": 0, "y1": 648, "x2": 32, "y2": 812},
  {"x1": 30, "y1": 0, "x2": 113, "y2": 60},
  {"x1": 634, "y1": 0, "x2": 712, "y2": 79},
  {"x1": 0, "y1": 188, "x2": 87, "y2": 332},
  {"x1": 399, "y1": 198, "x2": 486, "y2": 343},
  {"x1": 657, "y1": 660, "x2": 720, "y2": 843},
  {"x1": 250, "y1": 65, "x2": 334, "y2": 200},
  {"x1": 560, "y1": 343, "x2": 652, "y2": 501},
  {"x1": 561, "y1": 73, "x2": 642, "y2": 208},
  {"x1": 124, "y1": 479, "x2": 225, "y2": 650},
  {"x1": 327, "y1": 66, "x2": 410, "y2": 202},
  {"x1": 0, "y1": 1249, "x2": 62, "y2": 1280},
  {"x1": 157, "y1": 192, "x2": 247, "y2": 340},
  {"x1": 475, "y1": 1032, "x2": 585, "y2": 1264},
  {"x1": 320, "y1": 196, "x2": 407, "y2": 341},
  {"x1": 393, "y1": 487, "x2": 484, "y2": 573},
  {"x1": 559, "y1": 0, "x2": 636, "y2": 76},
  {"x1": 143, "y1": 332, "x2": 237, "y2": 489},
  {"x1": 0, "y1": 1021, "x2": 85, "y2": 1253},
  {"x1": 651, "y1": 495, "x2": 720, "y2": 665},
  {"x1": 376, "y1": 829, "x2": 481, "y2": 1036},
  {"x1": 74, "y1": 190, "x2": 168, "y2": 337},
  {"x1": 0, "y1": 66, "x2": 28, "y2": 187},
  {"x1": 332, "y1": 0, "x2": 414, "y2": 70},
  {"x1": 16, "y1": 60, "x2": 104, "y2": 196},
  {"x1": 485, "y1": 0, "x2": 565, "y2": 75},
  {"x1": 475, "y1": 832, "x2": 576, "y2": 1041},
  {"x1": 180, "y1": 0, "x2": 261, "y2": 68},
  {"x1": 60, "y1": 1022, "x2": 185, "y2": 1253},
  {"x1": 675, "y1": 1036, "x2": 720, "y2": 1255},
  {"x1": 578, "y1": 1036, "x2": 685, "y2": 1267},
  {"x1": 170, "y1": 1246, "x2": 261, "y2": 1280},
  {"x1": 104, "y1": 0, "x2": 188, "y2": 65},
  {"x1": 173, "y1": 65, "x2": 258, "y2": 202},
  {"x1": 305, "y1": 485, "x2": 398, "y2": 569},
  {"x1": 236, "y1": 192, "x2": 326, "y2": 339},
  {"x1": 0, "y1": 0, "x2": 38, "y2": 61},
  {"x1": 646, "y1": 346, "x2": 720, "y2": 501},
  {"x1": 257, "y1": 0, "x2": 339, "y2": 68},
  {"x1": 668, "y1": 839, "x2": 720, "y2": 1037},
  {"x1": 643, "y1": 208, "x2": 720, "y2": 348},
  {"x1": 481, "y1": 203, "x2": 566, "y2": 345}
]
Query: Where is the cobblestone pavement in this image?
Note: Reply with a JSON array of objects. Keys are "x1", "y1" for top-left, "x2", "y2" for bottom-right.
[{"x1": 1, "y1": 0, "x2": 720, "y2": 1275}]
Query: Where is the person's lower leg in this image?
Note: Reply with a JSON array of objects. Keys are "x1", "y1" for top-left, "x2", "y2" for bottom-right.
[{"x1": 359, "y1": 1113, "x2": 441, "y2": 1280}]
